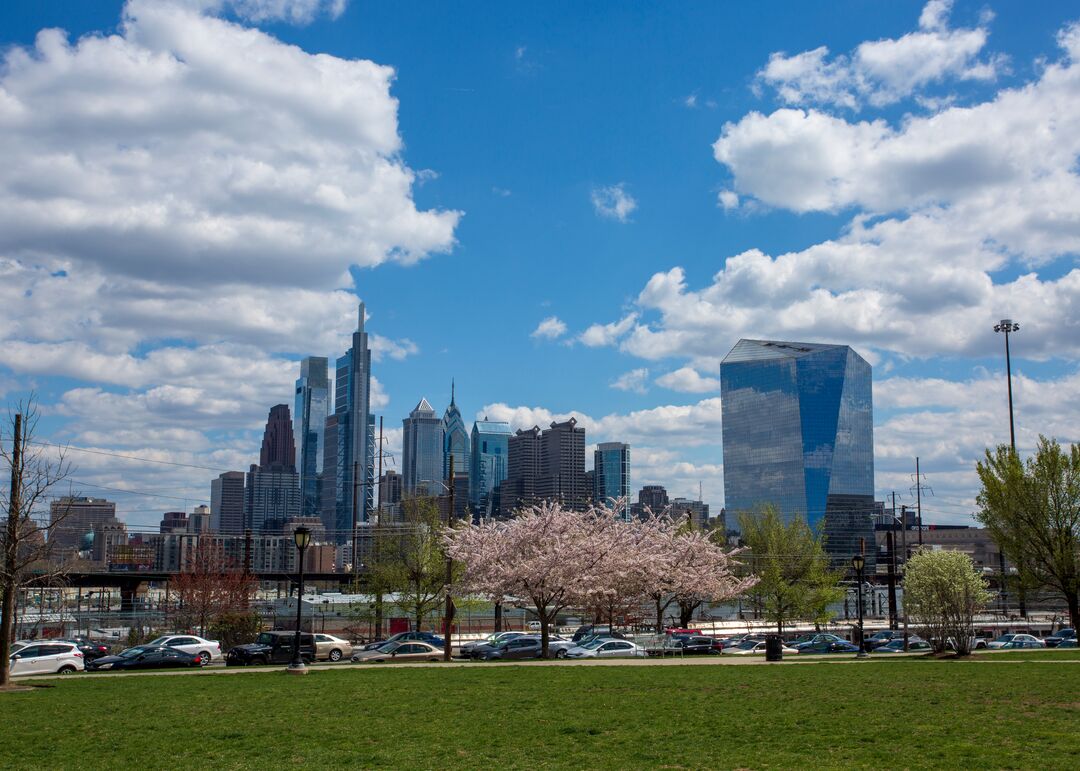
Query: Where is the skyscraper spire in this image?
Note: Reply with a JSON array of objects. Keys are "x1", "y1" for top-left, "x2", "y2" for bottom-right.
[{"x1": 451, "y1": 378, "x2": 456, "y2": 406}]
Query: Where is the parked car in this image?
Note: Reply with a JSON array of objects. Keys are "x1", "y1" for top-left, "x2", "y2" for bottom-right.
[
  {"x1": 480, "y1": 637, "x2": 544, "y2": 661},
  {"x1": 1057, "y1": 638, "x2": 1077, "y2": 649},
  {"x1": 723, "y1": 639, "x2": 799, "y2": 656},
  {"x1": 86, "y1": 645, "x2": 200, "y2": 672},
  {"x1": 544, "y1": 636, "x2": 579, "y2": 659},
  {"x1": 873, "y1": 636, "x2": 931, "y2": 653},
  {"x1": 312, "y1": 633, "x2": 353, "y2": 662},
  {"x1": 526, "y1": 621, "x2": 542, "y2": 631},
  {"x1": 351, "y1": 641, "x2": 443, "y2": 663},
  {"x1": 987, "y1": 633, "x2": 1044, "y2": 649},
  {"x1": 57, "y1": 637, "x2": 112, "y2": 661},
  {"x1": 715, "y1": 633, "x2": 758, "y2": 650},
  {"x1": 226, "y1": 631, "x2": 315, "y2": 666},
  {"x1": 145, "y1": 634, "x2": 222, "y2": 664},
  {"x1": 671, "y1": 636, "x2": 722, "y2": 655},
  {"x1": 1045, "y1": 628, "x2": 1076, "y2": 648},
  {"x1": 571, "y1": 625, "x2": 628, "y2": 642},
  {"x1": 359, "y1": 631, "x2": 445, "y2": 652},
  {"x1": 565, "y1": 639, "x2": 646, "y2": 659},
  {"x1": 8, "y1": 641, "x2": 85, "y2": 676},
  {"x1": 664, "y1": 627, "x2": 698, "y2": 638},
  {"x1": 864, "y1": 630, "x2": 899, "y2": 650},
  {"x1": 790, "y1": 633, "x2": 844, "y2": 650},
  {"x1": 797, "y1": 640, "x2": 861, "y2": 655},
  {"x1": 459, "y1": 632, "x2": 526, "y2": 658},
  {"x1": 8, "y1": 640, "x2": 36, "y2": 656}
]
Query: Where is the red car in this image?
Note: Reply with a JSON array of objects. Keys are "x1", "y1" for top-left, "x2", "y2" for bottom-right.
[{"x1": 665, "y1": 627, "x2": 697, "y2": 637}]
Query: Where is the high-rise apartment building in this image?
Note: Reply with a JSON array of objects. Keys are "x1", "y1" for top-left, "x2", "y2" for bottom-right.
[
  {"x1": 330, "y1": 303, "x2": 376, "y2": 542},
  {"x1": 504, "y1": 419, "x2": 587, "y2": 514},
  {"x1": 294, "y1": 356, "x2": 329, "y2": 519},
  {"x1": 637, "y1": 485, "x2": 669, "y2": 514},
  {"x1": 442, "y1": 382, "x2": 470, "y2": 481},
  {"x1": 49, "y1": 497, "x2": 118, "y2": 552},
  {"x1": 260, "y1": 404, "x2": 296, "y2": 470},
  {"x1": 720, "y1": 338, "x2": 876, "y2": 568},
  {"x1": 538, "y1": 418, "x2": 587, "y2": 510},
  {"x1": 470, "y1": 418, "x2": 512, "y2": 518},
  {"x1": 210, "y1": 471, "x2": 245, "y2": 534},
  {"x1": 378, "y1": 470, "x2": 403, "y2": 506},
  {"x1": 501, "y1": 425, "x2": 540, "y2": 517},
  {"x1": 671, "y1": 497, "x2": 710, "y2": 530},
  {"x1": 402, "y1": 398, "x2": 445, "y2": 496},
  {"x1": 593, "y1": 442, "x2": 630, "y2": 518}
]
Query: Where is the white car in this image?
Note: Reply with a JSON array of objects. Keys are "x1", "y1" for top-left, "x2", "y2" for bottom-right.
[
  {"x1": 723, "y1": 640, "x2": 800, "y2": 656},
  {"x1": 565, "y1": 639, "x2": 646, "y2": 659},
  {"x1": 987, "y1": 633, "x2": 1045, "y2": 649},
  {"x1": 9, "y1": 641, "x2": 85, "y2": 676},
  {"x1": 146, "y1": 634, "x2": 222, "y2": 664}
]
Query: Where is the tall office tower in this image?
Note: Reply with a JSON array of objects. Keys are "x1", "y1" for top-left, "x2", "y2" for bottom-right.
[
  {"x1": 294, "y1": 356, "x2": 329, "y2": 519},
  {"x1": 469, "y1": 418, "x2": 512, "y2": 518},
  {"x1": 442, "y1": 382, "x2": 470, "y2": 480},
  {"x1": 402, "y1": 398, "x2": 445, "y2": 496},
  {"x1": 49, "y1": 497, "x2": 118, "y2": 552},
  {"x1": 319, "y1": 414, "x2": 339, "y2": 535},
  {"x1": 188, "y1": 505, "x2": 212, "y2": 534},
  {"x1": 670, "y1": 497, "x2": 710, "y2": 530},
  {"x1": 333, "y1": 303, "x2": 376, "y2": 542},
  {"x1": 211, "y1": 471, "x2": 246, "y2": 534},
  {"x1": 720, "y1": 339, "x2": 876, "y2": 569},
  {"x1": 259, "y1": 404, "x2": 296, "y2": 470},
  {"x1": 501, "y1": 425, "x2": 541, "y2": 517},
  {"x1": 593, "y1": 442, "x2": 631, "y2": 519},
  {"x1": 538, "y1": 418, "x2": 587, "y2": 510},
  {"x1": 378, "y1": 470, "x2": 403, "y2": 505},
  {"x1": 159, "y1": 511, "x2": 188, "y2": 534}
]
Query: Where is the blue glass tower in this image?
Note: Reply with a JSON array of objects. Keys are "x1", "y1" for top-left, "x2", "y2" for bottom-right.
[
  {"x1": 402, "y1": 397, "x2": 445, "y2": 496},
  {"x1": 593, "y1": 442, "x2": 630, "y2": 519},
  {"x1": 294, "y1": 356, "x2": 329, "y2": 519},
  {"x1": 442, "y1": 381, "x2": 470, "y2": 481},
  {"x1": 720, "y1": 339, "x2": 875, "y2": 567},
  {"x1": 469, "y1": 418, "x2": 512, "y2": 518},
  {"x1": 331, "y1": 303, "x2": 375, "y2": 542}
]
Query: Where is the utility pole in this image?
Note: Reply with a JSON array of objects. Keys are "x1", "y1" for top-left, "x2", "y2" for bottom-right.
[
  {"x1": 374, "y1": 417, "x2": 384, "y2": 639},
  {"x1": 443, "y1": 454, "x2": 455, "y2": 662},
  {"x1": 915, "y1": 457, "x2": 924, "y2": 546},
  {"x1": 1, "y1": 413, "x2": 23, "y2": 686},
  {"x1": 899, "y1": 505, "x2": 910, "y2": 651},
  {"x1": 351, "y1": 460, "x2": 359, "y2": 585},
  {"x1": 886, "y1": 492, "x2": 898, "y2": 630}
]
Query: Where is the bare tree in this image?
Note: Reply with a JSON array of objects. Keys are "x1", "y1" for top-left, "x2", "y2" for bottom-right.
[
  {"x1": 1, "y1": 400, "x2": 74, "y2": 687},
  {"x1": 171, "y1": 539, "x2": 256, "y2": 636}
]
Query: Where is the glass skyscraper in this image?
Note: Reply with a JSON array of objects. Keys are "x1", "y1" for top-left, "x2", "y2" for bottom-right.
[
  {"x1": 294, "y1": 356, "x2": 329, "y2": 519},
  {"x1": 593, "y1": 442, "x2": 630, "y2": 519},
  {"x1": 402, "y1": 397, "x2": 445, "y2": 496},
  {"x1": 720, "y1": 339, "x2": 875, "y2": 567},
  {"x1": 442, "y1": 382, "x2": 470, "y2": 480},
  {"x1": 470, "y1": 418, "x2": 512, "y2": 518},
  {"x1": 331, "y1": 303, "x2": 375, "y2": 542}
]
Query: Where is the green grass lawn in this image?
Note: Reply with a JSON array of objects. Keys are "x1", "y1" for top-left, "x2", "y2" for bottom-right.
[{"x1": 2, "y1": 658, "x2": 1078, "y2": 769}]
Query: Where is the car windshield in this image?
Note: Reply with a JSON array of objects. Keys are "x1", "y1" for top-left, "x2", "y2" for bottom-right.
[
  {"x1": 146, "y1": 637, "x2": 170, "y2": 646},
  {"x1": 579, "y1": 640, "x2": 606, "y2": 650},
  {"x1": 735, "y1": 640, "x2": 760, "y2": 650},
  {"x1": 995, "y1": 634, "x2": 1015, "y2": 642},
  {"x1": 118, "y1": 647, "x2": 149, "y2": 658},
  {"x1": 791, "y1": 635, "x2": 813, "y2": 644},
  {"x1": 375, "y1": 642, "x2": 399, "y2": 653},
  {"x1": 255, "y1": 633, "x2": 278, "y2": 645}
]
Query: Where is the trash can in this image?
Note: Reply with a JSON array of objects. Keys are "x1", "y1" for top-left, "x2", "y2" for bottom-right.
[{"x1": 765, "y1": 634, "x2": 784, "y2": 662}]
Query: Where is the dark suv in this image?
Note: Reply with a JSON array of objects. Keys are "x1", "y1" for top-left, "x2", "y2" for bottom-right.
[{"x1": 226, "y1": 631, "x2": 315, "y2": 666}]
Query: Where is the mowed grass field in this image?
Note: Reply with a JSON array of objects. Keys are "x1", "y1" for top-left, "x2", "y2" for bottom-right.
[{"x1": 2, "y1": 656, "x2": 1078, "y2": 769}]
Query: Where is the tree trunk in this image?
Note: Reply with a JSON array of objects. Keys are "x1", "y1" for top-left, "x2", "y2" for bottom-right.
[
  {"x1": 679, "y1": 601, "x2": 696, "y2": 629},
  {"x1": 1068, "y1": 591, "x2": 1080, "y2": 632},
  {"x1": 655, "y1": 597, "x2": 663, "y2": 634},
  {"x1": 539, "y1": 606, "x2": 550, "y2": 658},
  {"x1": 493, "y1": 601, "x2": 503, "y2": 633},
  {"x1": 0, "y1": 582, "x2": 15, "y2": 687}
]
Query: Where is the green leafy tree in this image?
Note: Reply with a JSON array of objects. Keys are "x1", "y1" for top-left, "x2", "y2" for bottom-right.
[
  {"x1": 207, "y1": 611, "x2": 263, "y2": 651},
  {"x1": 905, "y1": 549, "x2": 993, "y2": 655},
  {"x1": 376, "y1": 498, "x2": 450, "y2": 632},
  {"x1": 977, "y1": 437, "x2": 1080, "y2": 629},
  {"x1": 737, "y1": 506, "x2": 843, "y2": 634}
]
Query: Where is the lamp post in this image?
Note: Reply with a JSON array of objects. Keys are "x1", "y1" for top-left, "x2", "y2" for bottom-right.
[
  {"x1": 993, "y1": 319, "x2": 1020, "y2": 452},
  {"x1": 288, "y1": 525, "x2": 312, "y2": 675},
  {"x1": 851, "y1": 554, "x2": 868, "y2": 659}
]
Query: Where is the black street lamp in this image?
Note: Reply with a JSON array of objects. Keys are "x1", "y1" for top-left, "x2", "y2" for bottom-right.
[
  {"x1": 993, "y1": 319, "x2": 1020, "y2": 452},
  {"x1": 288, "y1": 525, "x2": 312, "y2": 675},
  {"x1": 851, "y1": 554, "x2": 868, "y2": 659}
]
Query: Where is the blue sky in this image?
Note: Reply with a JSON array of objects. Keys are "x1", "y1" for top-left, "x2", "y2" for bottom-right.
[{"x1": 1, "y1": 0, "x2": 1078, "y2": 529}]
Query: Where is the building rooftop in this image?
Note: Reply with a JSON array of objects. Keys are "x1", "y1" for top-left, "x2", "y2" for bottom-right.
[{"x1": 722, "y1": 339, "x2": 847, "y2": 364}]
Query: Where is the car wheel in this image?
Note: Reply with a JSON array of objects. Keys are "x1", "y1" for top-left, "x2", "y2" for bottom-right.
[
  {"x1": 58, "y1": 665, "x2": 77, "y2": 674},
  {"x1": 555, "y1": 649, "x2": 568, "y2": 659},
  {"x1": 254, "y1": 656, "x2": 268, "y2": 665},
  {"x1": 428, "y1": 657, "x2": 439, "y2": 662},
  {"x1": 196, "y1": 651, "x2": 211, "y2": 666},
  {"x1": 329, "y1": 649, "x2": 342, "y2": 662}
]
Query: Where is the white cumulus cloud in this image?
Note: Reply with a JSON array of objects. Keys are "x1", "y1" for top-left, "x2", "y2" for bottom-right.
[
  {"x1": 591, "y1": 183, "x2": 638, "y2": 223},
  {"x1": 531, "y1": 316, "x2": 568, "y2": 340}
]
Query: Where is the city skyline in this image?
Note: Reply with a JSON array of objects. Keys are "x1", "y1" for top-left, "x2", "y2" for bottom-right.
[{"x1": 1, "y1": 1, "x2": 1078, "y2": 530}]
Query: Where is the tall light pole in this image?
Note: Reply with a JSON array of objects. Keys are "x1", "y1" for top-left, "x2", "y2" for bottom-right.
[
  {"x1": 851, "y1": 554, "x2": 868, "y2": 659},
  {"x1": 288, "y1": 525, "x2": 311, "y2": 675},
  {"x1": 993, "y1": 319, "x2": 1020, "y2": 452}
]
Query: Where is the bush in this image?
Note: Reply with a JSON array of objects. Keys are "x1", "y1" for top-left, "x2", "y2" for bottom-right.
[
  {"x1": 905, "y1": 550, "x2": 993, "y2": 655},
  {"x1": 207, "y1": 611, "x2": 263, "y2": 651}
]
